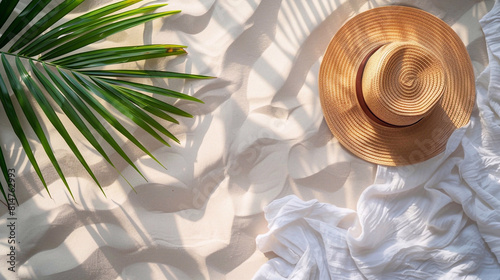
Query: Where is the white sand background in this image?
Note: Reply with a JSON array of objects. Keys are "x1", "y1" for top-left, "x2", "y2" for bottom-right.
[{"x1": 0, "y1": 0, "x2": 494, "y2": 279}]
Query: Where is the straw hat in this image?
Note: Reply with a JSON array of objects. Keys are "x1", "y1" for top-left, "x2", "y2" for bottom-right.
[{"x1": 319, "y1": 6, "x2": 475, "y2": 166}]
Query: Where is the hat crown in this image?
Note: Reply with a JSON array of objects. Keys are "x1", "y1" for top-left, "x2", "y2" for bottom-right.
[{"x1": 362, "y1": 42, "x2": 445, "y2": 126}]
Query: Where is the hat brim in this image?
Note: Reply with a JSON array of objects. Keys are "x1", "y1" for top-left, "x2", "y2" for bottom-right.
[{"x1": 319, "y1": 6, "x2": 475, "y2": 166}]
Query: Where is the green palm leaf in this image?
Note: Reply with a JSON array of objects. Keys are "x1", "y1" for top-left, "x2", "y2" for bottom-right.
[
  {"x1": 53, "y1": 45, "x2": 187, "y2": 68},
  {"x1": 0, "y1": 0, "x2": 211, "y2": 204},
  {"x1": 0, "y1": 0, "x2": 52, "y2": 48}
]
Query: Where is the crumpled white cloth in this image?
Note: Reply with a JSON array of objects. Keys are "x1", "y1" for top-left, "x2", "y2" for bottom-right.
[{"x1": 253, "y1": 1, "x2": 500, "y2": 279}]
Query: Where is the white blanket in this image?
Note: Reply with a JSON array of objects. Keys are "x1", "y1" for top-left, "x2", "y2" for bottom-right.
[{"x1": 254, "y1": 1, "x2": 500, "y2": 279}]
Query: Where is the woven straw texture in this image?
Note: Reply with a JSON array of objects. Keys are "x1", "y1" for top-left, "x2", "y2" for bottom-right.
[{"x1": 319, "y1": 6, "x2": 475, "y2": 166}]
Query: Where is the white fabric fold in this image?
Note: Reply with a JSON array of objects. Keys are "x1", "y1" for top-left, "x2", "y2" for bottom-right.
[
  {"x1": 254, "y1": 1, "x2": 500, "y2": 279},
  {"x1": 255, "y1": 196, "x2": 362, "y2": 279}
]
